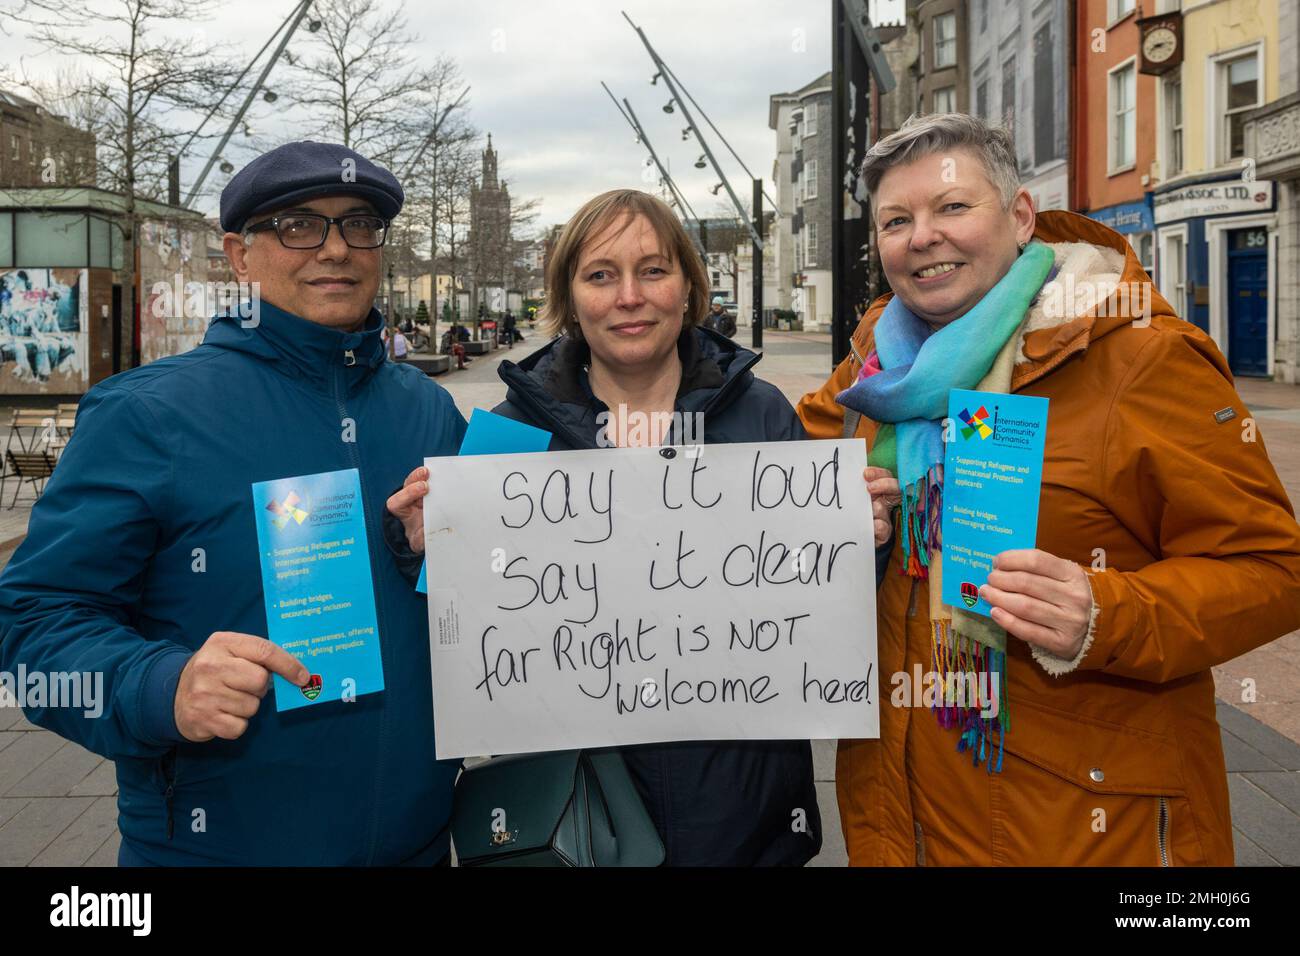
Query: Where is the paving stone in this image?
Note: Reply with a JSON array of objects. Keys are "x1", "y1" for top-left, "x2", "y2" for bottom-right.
[
  {"x1": 30, "y1": 796, "x2": 119, "y2": 867},
  {"x1": 68, "y1": 758, "x2": 118, "y2": 797},
  {"x1": 808, "y1": 780, "x2": 847, "y2": 867},
  {"x1": 0, "y1": 729, "x2": 65, "y2": 795},
  {"x1": 812, "y1": 737, "x2": 836, "y2": 782},
  {"x1": 0, "y1": 796, "x2": 95, "y2": 867},
  {"x1": 6, "y1": 738, "x2": 106, "y2": 798},
  {"x1": 1241, "y1": 771, "x2": 1300, "y2": 814},
  {"x1": 1216, "y1": 700, "x2": 1300, "y2": 770},
  {"x1": 1219, "y1": 727, "x2": 1285, "y2": 773},
  {"x1": 0, "y1": 731, "x2": 21, "y2": 753},
  {"x1": 85, "y1": 829, "x2": 120, "y2": 867},
  {"x1": 1232, "y1": 827, "x2": 1279, "y2": 866},
  {"x1": 0, "y1": 797, "x2": 30, "y2": 829},
  {"x1": 0, "y1": 707, "x2": 38, "y2": 731},
  {"x1": 1227, "y1": 774, "x2": 1300, "y2": 867}
]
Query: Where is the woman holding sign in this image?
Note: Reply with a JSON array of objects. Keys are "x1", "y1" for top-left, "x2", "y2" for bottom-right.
[
  {"x1": 799, "y1": 113, "x2": 1300, "y2": 866},
  {"x1": 387, "y1": 189, "x2": 894, "y2": 866}
]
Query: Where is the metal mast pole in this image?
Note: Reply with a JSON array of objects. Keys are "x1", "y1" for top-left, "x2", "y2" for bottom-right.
[
  {"x1": 185, "y1": 0, "x2": 314, "y2": 207},
  {"x1": 622, "y1": 11, "x2": 762, "y2": 250}
]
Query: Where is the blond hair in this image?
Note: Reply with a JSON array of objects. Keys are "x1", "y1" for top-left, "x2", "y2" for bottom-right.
[{"x1": 539, "y1": 189, "x2": 709, "y2": 339}]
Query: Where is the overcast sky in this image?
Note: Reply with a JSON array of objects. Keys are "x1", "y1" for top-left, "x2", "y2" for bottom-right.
[{"x1": 4, "y1": 0, "x2": 905, "y2": 232}]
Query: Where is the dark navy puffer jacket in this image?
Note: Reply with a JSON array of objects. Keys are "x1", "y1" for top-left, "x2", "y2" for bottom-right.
[
  {"x1": 0, "y1": 302, "x2": 466, "y2": 865},
  {"x1": 488, "y1": 326, "x2": 823, "y2": 866}
]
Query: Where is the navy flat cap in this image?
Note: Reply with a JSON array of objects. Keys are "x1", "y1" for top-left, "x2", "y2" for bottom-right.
[{"x1": 219, "y1": 141, "x2": 404, "y2": 233}]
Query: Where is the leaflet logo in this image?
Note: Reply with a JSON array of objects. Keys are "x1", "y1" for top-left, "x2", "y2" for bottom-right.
[
  {"x1": 50, "y1": 885, "x2": 151, "y2": 936},
  {"x1": 958, "y1": 405, "x2": 993, "y2": 441},
  {"x1": 266, "y1": 491, "x2": 310, "y2": 530}
]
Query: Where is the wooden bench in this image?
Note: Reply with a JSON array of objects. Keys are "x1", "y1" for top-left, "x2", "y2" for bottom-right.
[
  {"x1": 463, "y1": 340, "x2": 490, "y2": 356},
  {"x1": 405, "y1": 354, "x2": 452, "y2": 376},
  {"x1": 4, "y1": 449, "x2": 56, "y2": 508}
]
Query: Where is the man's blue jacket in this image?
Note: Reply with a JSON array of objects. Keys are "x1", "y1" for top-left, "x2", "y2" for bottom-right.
[{"x1": 0, "y1": 302, "x2": 466, "y2": 865}]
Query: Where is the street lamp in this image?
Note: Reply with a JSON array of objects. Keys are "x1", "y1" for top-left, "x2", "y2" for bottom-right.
[
  {"x1": 694, "y1": 155, "x2": 707, "y2": 169},
  {"x1": 262, "y1": 89, "x2": 278, "y2": 103},
  {"x1": 219, "y1": 159, "x2": 234, "y2": 174},
  {"x1": 662, "y1": 101, "x2": 674, "y2": 114}
]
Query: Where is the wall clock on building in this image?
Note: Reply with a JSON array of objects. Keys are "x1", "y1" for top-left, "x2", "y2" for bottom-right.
[
  {"x1": 1137, "y1": 13, "x2": 1184, "y2": 75},
  {"x1": 1143, "y1": 28, "x2": 1176, "y2": 63}
]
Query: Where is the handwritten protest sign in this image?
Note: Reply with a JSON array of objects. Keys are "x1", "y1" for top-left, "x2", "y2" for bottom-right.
[{"x1": 424, "y1": 439, "x2": 877, "y2": 759}]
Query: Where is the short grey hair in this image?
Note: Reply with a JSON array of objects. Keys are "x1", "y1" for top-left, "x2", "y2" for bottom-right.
[{"x1": 861, "y1": 112, "x2": 1021, "y2": 210}]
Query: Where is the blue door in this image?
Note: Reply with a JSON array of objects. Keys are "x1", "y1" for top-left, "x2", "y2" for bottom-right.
[{"x1": 1226, "y1": 228, "x2": 1269, "y2": 377}]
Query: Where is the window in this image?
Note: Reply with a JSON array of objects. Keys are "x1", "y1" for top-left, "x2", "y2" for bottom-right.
[
  {"x1": 1160, "y1": 233, "x2": 1186, "y2": 308},
  {"x1": 804, "y1": 102, "x2": 818, "y2": 137},
  {"x1": 1109, "y1": 0, "x2": 1136, "y2": 22},
  {"x1": 979, "y1": 0, "x2": 988, "y2": 32},
  {"x1": 975, "y1": 80, "x2": 988, "y2": 120},
  {"x1": 1134, "y1": 232, "x2": 1154, "y2": 274},
  {"x1": 1110, "y1": 62, "x2": 1136, "y2": 171},
  {"x1": 9, "y1": 134, "x2": 18, "y2": 161},
  {"x1": 1033, "y1": 23, "x2": 1057, "y2": 163},
  {"x1": 933, "y1": 86, "x2": 956, "y2": 114},
  {"x1": 919, "y1": 22, "x2": 925, "y2": 72},
  {"x1": 804, "y1": 158, "x2": 818, "y2": 200},
  {"x1": 795, "y1": 230, "x2": 803, "y2": 271},
  {"x1": 1164, "y1": 77, "x2": 1183, "y2": 175},
  {"x1": 807, "y1": 222, "x2": 818, "y2": 267},
  {"x1": 935, "y1": 13, "x2": 957, "y2": 69},
  {"x1": 1219, "y1": 52, "x2": 1261, "y2": 163}
]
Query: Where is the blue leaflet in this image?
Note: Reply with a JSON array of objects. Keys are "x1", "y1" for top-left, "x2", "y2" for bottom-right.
[
  {"x1": 252, "y1": 468, "x2": 385, "y2": 711},
  {"x1": 941, "y1": 389, "x2": 1050, "y2": 617}
]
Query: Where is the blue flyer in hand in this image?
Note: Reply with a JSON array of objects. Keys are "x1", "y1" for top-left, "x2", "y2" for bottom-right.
[
  {"x1": 941, "y1": 389, "x2": 1050, "y2": 617},
  {"x1": 252, "y1": 468, "x2": 385, "y2": 710}
]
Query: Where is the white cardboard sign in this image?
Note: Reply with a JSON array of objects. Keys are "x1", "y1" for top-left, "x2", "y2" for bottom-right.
[{"x1": 423, "y1": 439, "x2": 878, "y2": 759}]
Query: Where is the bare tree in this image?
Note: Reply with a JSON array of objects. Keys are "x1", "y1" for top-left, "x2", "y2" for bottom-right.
[
  {"x1": 10, "y1": 0, "x2": 225, "y2": 366},
  {"x1": 287, "y1": 0, "x2": 453, "y2": 167}
]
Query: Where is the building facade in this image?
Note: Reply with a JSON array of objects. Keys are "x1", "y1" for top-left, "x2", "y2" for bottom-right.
[
  {"x1": 0, "y1": 187, "x2": 207, "y2": 394},
  {"x1": 768, "y1": 73, "x2": 833, "y2": 332},
  {"x1": 969, "y1": 0, "x2": 1071, "y2": 211},
  {"x1": 912, "y1": 0, "x2": 970, "y2": 114},
  {"x1": 1151, "y1": 0, "x2": 1283, "y2": 379},
  {"x1": 1073, "y1": 0, "x2": 1158, "y2": 275},
  {"x1": 0, "y1": 89, "x2": 96, "y2": 189},
  {"x1": 1244, "y1": 0, "x2": 1300, "y2": 382}
]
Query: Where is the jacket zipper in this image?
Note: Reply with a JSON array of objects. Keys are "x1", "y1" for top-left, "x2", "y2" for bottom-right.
[
  {"x1": 1157, "y1": 796, "x2": 1170, "y2": 866},
  {"x1": 334, "y1": 349, "x2": 390, "y2": 865}
]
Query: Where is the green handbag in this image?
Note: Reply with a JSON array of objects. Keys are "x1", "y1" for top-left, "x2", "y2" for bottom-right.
[{"x1": 450, "y1": 748, "x2": 665, "y2": 867}]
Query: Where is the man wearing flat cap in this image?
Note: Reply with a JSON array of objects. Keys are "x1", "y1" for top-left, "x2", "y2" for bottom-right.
[{"x1": 0, "y1": 142, "x2": 467, "y2": 865}]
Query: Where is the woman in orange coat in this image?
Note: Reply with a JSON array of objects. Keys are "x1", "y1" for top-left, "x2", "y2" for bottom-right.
[{"x1": 798, "y1": 113, "x2": 1300, "y2": 866}]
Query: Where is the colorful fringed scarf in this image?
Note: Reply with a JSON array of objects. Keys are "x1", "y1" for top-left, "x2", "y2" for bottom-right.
[{"x1": 837, "y1": 241, "x2": 1056, "y2": 772}]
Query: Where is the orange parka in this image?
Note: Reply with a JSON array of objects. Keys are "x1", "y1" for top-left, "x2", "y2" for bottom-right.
[{"x1": 796, "y1": 210, "x2": 1300, "y2": 866}]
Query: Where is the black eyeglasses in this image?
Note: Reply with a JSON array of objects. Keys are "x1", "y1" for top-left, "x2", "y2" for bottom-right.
[{"x1": 245, "y1": 213, "x2": 390, "y2": 249}]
